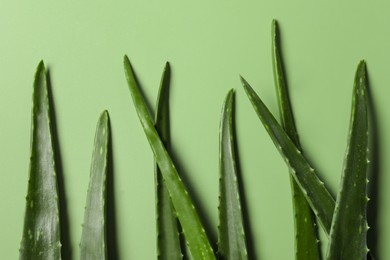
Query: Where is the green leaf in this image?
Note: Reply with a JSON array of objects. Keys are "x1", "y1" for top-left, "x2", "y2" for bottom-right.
[
  {"x1": 217, "y1": 89, "x2": 248, "y2": 260},
  {"x1": 80, "y1": 111, "x2": 110, "y2": 260},
  {"x1": 19, "y1": 61, "x2": 61, "y2": 260},
  {"x1": 124, "y1": 55, "x2": 215, "y2": 260},
  {"x1": 240, "y1": 76, "x2": 335, "y2": 234},
  {"x1": 272, "y1": 19, "x2": 320, "y2": 260},
  {"x1": 327, "y1": 61, "x2": 369, "y2": 259},
  {"x1": 154, "y1": 62, "x2": 182, "y2": 260}
]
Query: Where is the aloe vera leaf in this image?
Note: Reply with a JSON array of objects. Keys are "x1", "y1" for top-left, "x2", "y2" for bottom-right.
[
  {"x1": 240, "y1": 76, "x2": 335, "y2": 234},
  {"x1": 272, "y1": 20, "x2": 320, "y2": 260},
  {"x1": 154, "y1": 62, "x2": 182, "y2": 260},
  {"x1": 217, "y1": 89, "x2": 248, "y2": 260},
  {"x1": 19, "y1": 61, "x2": 61, "y2": 260},
  {"x1": 80, "y1": 111, "x2": 110, "y2": 260},
  {"x1": 124, "y1": 56, "x2": 215, "y2": 260},
  {"x1": 327, "y1": 61, "x2": 369, "y2": 259}
]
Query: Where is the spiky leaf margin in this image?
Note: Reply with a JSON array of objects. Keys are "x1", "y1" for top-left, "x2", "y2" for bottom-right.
[
  {"x1": 272, "y1": 19, "x2": 320, "y2": 260},
  {"x1": 154, "y1": 62, "x2": 182, "y2": 260},
  {"x1": 218, "y1": 89, "x2": 248, "y2": 260},
  {"x1": 80, "y1": 111, "x2": 110, "y2": 260},
  {"x1": 327, "y1": 61, "x2": 370, "y2": 259},
  {"x1": 20, "y1": 61, "x2": 61, "y2": 260},
  {"x1": 124, "y1": 56, "x2": 215, "y2": 260}
]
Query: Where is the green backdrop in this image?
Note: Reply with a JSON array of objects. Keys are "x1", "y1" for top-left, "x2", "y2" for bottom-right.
[{"x1": 1, "y1": 1, "x2": 389, "y2": 259}]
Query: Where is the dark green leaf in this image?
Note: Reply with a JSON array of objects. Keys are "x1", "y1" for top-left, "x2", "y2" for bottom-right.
[
  {"x1": 124, "y1": 56, "x2": 215, "y2": 260},
  {"x1": 218, "y1": 89, "x2": 248, "y2": 260},
  {"x1": 19, "y1": 61, "x2": 61, "y2": 260},
  {"x1": 327, "y1": 61, "x2": 369, "y2": 259},
  {"x1": 272, "y1": 19, "x2": 320, "y2": 260},
  {"x1": 80, "y1": 111, "x2": 110, "y2": 260},
  {"x1": 241, "y1": 76, "x2": 335, "y2": 234},
  {"x1": 155, "y1": 63, "x2": 182, "y2": 260}
]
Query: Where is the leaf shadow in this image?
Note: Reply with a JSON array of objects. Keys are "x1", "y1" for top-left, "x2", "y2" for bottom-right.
[
  {"x1": 155, "y1": 63, "x2": 217, "y2": 257},
  {"x1": 273, "y1": 21, "x2": 324, "y2": 258},
  {"x1": 46, "y1": 68, "x2": 72, "y2": 260},
  {"x1": 107, "y1": 117, "x2": 120, "y2": 260},
  {"x1": 129, "y1": 61, "x2": 216, "y2": 258},
  {"x1": 168, "y1": 149, "x2": 219, "y2": 256},
  {"x1": 125, "y1": 61, "x2": 155, "y2": 120},
  {"x1": 232, "y1": 94, "x2": 258, "y2": 260},
  {"x1": 366, "y1": 68, "x2": 381, "y2": 259}
]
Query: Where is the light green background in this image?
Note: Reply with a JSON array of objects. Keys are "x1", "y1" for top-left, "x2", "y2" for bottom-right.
[{"x1": 1, "y1": 2, "x2": 389, "y2": 259}]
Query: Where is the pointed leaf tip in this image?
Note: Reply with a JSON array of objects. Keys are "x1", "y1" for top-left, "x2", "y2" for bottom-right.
[
  {"x1": 327, "y1": 60, "x2": 369, "y2": 259},
  {"x1": 35, "y1": 60, "x2": 46, "y2": 76},
  {"x1": 124, "y1": 55, "x2": 130, "y2": 68},
  {"x1": 100, "y1": 110, "x2": 109, "y2": 122},
  {"x1": 102, "y1": 109, "x2": 109, "y2": 116},
  {"x1": 224, "y1": 89, "x2": 235, "y2": 108},
  {"x1": 154, "y1": 62, "x2": 182, "y2": 259},
  {"x1": 239, "y1": 75, "x2": 248, "y2": 85},
  {"x1": 272, "y1": 19, "x2": 278, "y2": 30},
  {"x1": 80, "y1": 111, "x2": 110, "y2": 259},
  {"x1": 20, "y1": 59, "x2": 61, "y2": 259},
  {"x1": 355, "y1": 60, "x2": 368, "y2": 96},
  {"x1": 218, "y1": 88, "x2": 247, "y2": 259},
  {"x1": 357, "y1": 60, "x2": 366, "y2": 75},
  {"x1": 241, "y1": 78, "x2": 335, "y2": 232},
  {"x1": 162, "y1": 62, "x2": 171, "y2": 79},
  {"x1": 227, "y1": 88, "x2": 235, "y2": 96},
  {"x1": 124, "y1": 60, "x2": 215, "y2": 260},
  {"x1": 38, "y1": 59, "x2": 45, "y2": 68}
]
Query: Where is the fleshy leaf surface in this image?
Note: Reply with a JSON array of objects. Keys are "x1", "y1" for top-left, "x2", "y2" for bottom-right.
[
  {"x1": 241, "y1": 76, "x2": 335, "y2": 234},
  {"x1": 218, "y1": 90, "x2": 248, "y2": 260},
  {"x1": 327, "y1": 61, "x2": 369, "y2": 259},
  {"x1": 154, "y1": 62, "x2": 182, "y2": 260},
  {"x1": 19, "y1": 61, "x2": 61, "y2": 260},
  {"x1": 124, "y1": 55, "x2": 215, "y2": 260},
  {"x1": 241, "y1": 66, "x2": 374, "y2": 260},
  {"x1": 272, "y1": 19, "x2": 320, "y2": 260},
  {"x1": 80, "y1": 111, "x2": 110, "y2": 260}
]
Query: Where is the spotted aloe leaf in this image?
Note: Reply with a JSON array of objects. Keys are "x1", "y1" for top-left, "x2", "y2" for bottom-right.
[
  {"x1": 80, "y1": 110, "x2": 110, "y2": 260},
  {"x1": 217, "y1": 89, "x2": 248, "y2": 260},
  {"x1": 271, "y1": 20, "x2": 320, "y2": 260},
  {"x1": 154, "y1": 62, "x2": 182, "y2": 260},
  {"x1": 327, "y1": 61, "x2": 370, "y2": 259},
  {"x1": 19, "y1": 61, "x2": 61, "y2": 260},
  {"x1": 124, "y1": 55, "x2": 215, "y2": 260},
  {"x1": 240, "y1": 76, "x2": 335, "y2": 234}
]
